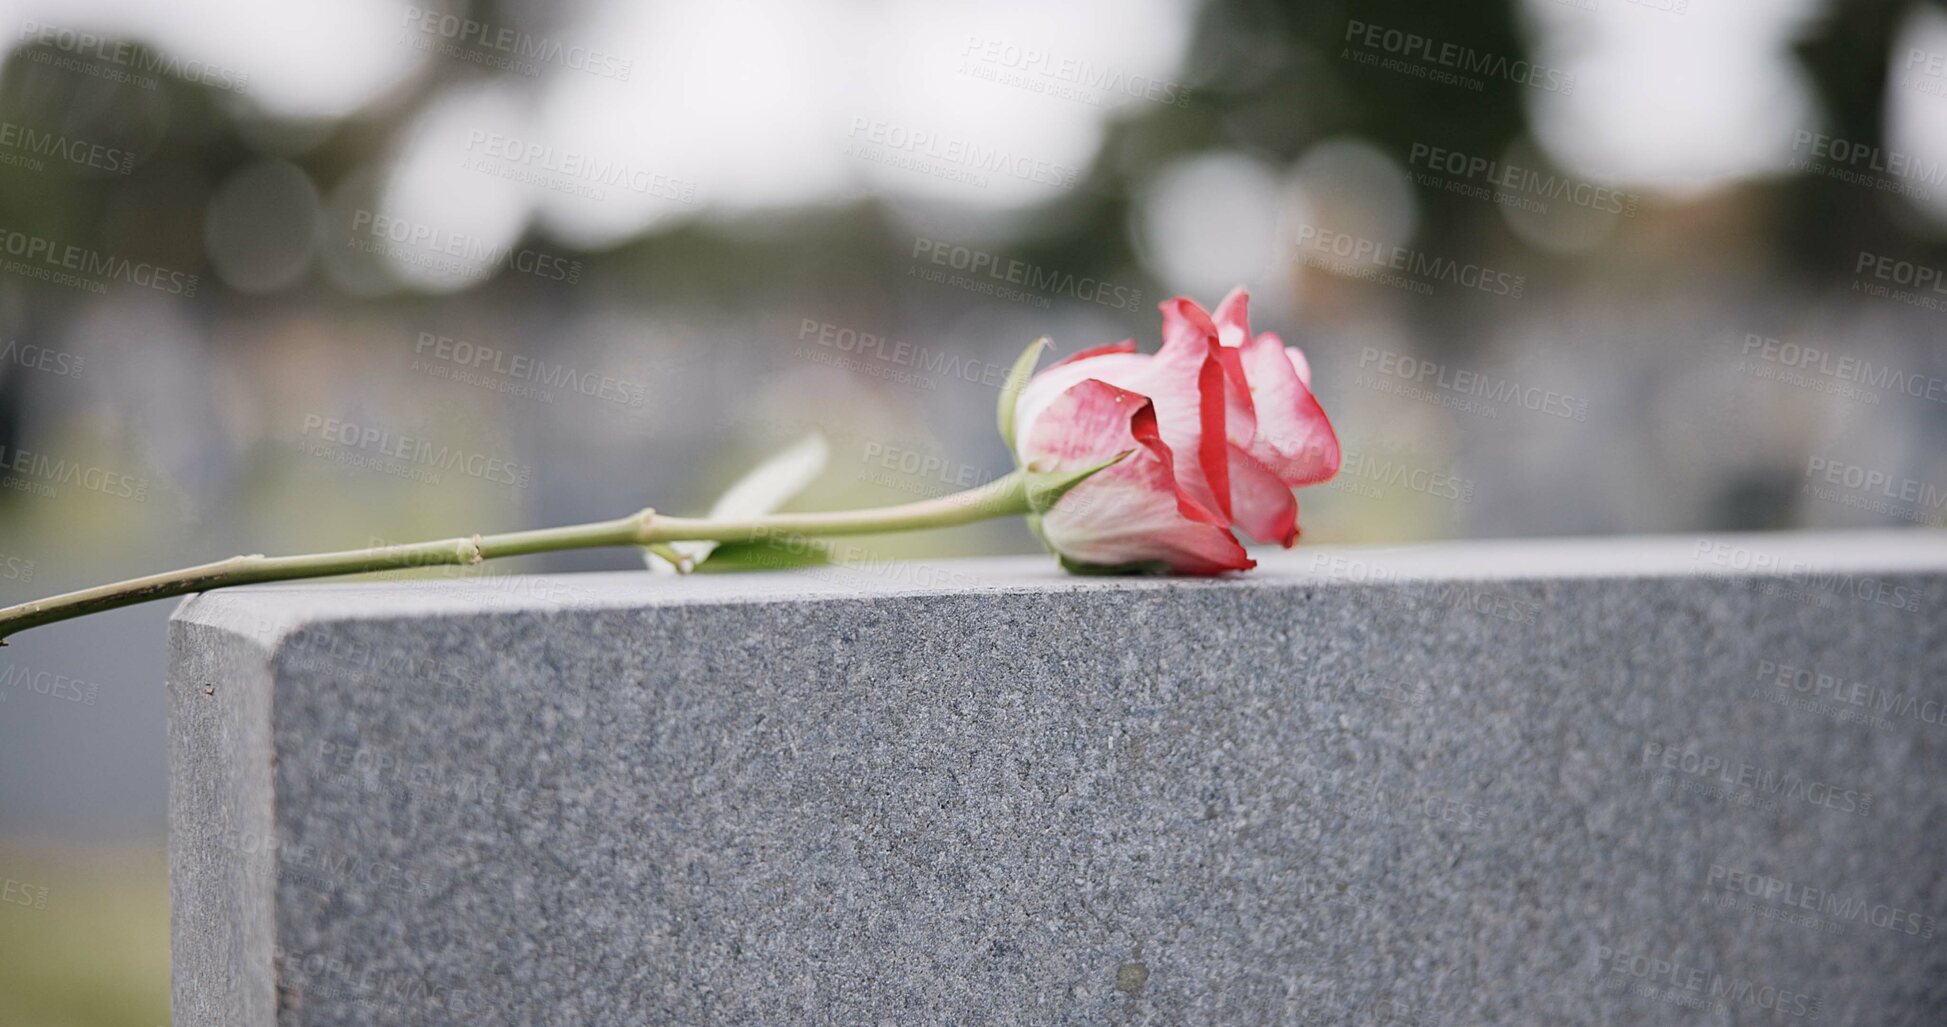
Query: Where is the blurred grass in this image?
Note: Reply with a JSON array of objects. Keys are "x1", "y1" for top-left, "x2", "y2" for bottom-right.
[{"x1": 0, "y1": 843, "x2": 168, "y2": 1027}]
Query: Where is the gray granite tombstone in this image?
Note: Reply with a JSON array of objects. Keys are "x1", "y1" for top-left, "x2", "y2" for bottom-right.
[{"x1": 169, "y1": 531, "x2": 1947, "y2": 1024}]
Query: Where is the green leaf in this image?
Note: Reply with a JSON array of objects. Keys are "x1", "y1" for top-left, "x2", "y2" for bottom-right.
[
  {"x1": 996, "y1": 336, "x2": 1051, "y2": 452},
  {"x1": 1023, "y1": 450, "x2": 1131, "y2": 514},
  {"x1": 694, "y1": 538, "x2": 835, "y2": 572},
  {"x1": 644, "y1": 433, "x2": 829, "y2": 574}
]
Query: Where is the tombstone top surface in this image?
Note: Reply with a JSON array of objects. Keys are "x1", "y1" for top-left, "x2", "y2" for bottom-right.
[
  {"x1": 167, "y1": 526, "x2": 1947, "y2": 1025},
  {"x1": 171, "y1": 529, "x2": 1947, "y2": 646}
]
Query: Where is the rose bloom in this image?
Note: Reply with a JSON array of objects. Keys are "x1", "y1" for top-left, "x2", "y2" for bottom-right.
[{"x1": 1012, "y1": 287, "x2": 1339, "y2": 574}]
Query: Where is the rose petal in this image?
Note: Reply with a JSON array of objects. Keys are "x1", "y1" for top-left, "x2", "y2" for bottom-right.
[
  {"x1": 1212, "y1": 340, "x2": 1258, "y2": 447},
  {"x1": 1118, "y1": 298, "x2": 1232, "y2": 519},
  {"x1": 1284, "y1": 342, "x2": 1312, "y2": 387},
  {"x1": 1240, "y1": 330, "x2": 1339, "y2": 485},
  {"x1": 1226, "y1": 444, "x2": 1299, "y2": 546},
  {"x1": 1011, "y1": 348, "x2": 1150, "y2": 464},
  {"x1": 1211, "y1": 286, "x2": 1252, "y2": 349},
  {"x1": 1049, "y1": 338, "x2": 1137, "y2": 368},
  {"x1": 1045, "y1": 324, "x2": 1233, "y2": 524},
  {"x1": 1158, "y1": 296, "x2": 1218, "y2": 357},
  {"x1": 1024, "y1": 378, "x2": 1252, "y2": 575}
]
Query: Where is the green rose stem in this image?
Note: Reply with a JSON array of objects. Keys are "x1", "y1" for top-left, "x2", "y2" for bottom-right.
[
  {"x1": 0, "y1": 337, "x2": 1108, "y2": 645},
  {"x1": 0, "y1": 470, "x2": 1039, "y2": 645}
]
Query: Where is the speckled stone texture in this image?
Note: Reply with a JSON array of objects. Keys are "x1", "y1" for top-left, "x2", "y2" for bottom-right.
[{"x1": 169, "y1": 532, "x2": 1947, "y2": 1026}]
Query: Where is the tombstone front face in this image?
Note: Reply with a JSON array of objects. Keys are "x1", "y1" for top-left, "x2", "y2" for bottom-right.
[{"x1": 167, "y1": 536, "x2": 1947, "y2": 1025}]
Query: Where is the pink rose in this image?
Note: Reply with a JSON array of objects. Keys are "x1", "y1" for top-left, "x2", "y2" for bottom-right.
[
  {"x1": 1008, "y1": 287, "x2": 1339, "y2": 574},
  {"x1": 0, "y1": 285, "x2": 1346, "y2": 642}
]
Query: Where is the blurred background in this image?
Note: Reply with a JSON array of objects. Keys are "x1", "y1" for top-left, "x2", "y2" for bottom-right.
[{"x1": 3, "y1": 0, "x2": 1946, "y2": 1021}]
